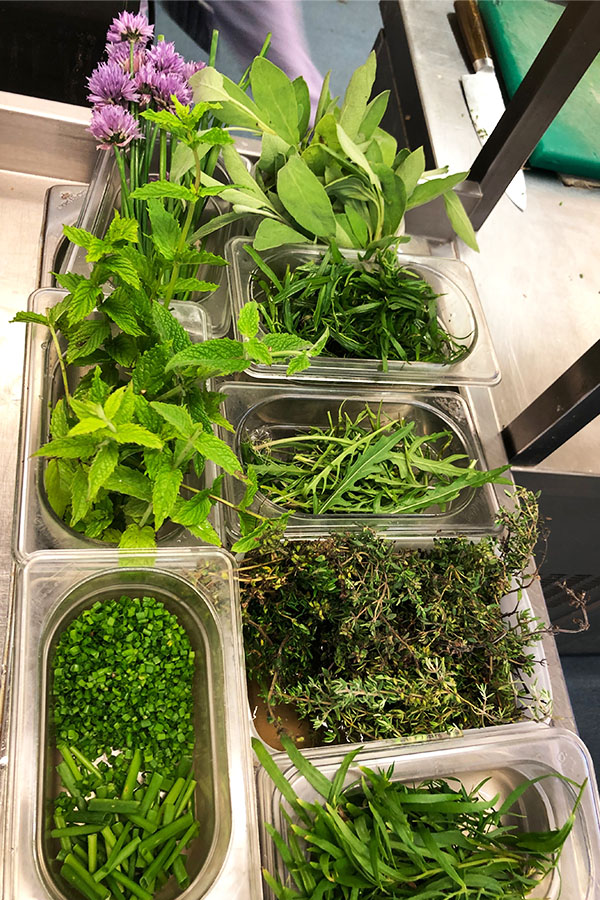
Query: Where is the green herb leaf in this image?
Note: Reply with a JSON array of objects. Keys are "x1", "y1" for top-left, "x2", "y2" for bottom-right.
[
  {"x1": 88, "y1": 443, "x2": 119, "y2": 501},
  {"x1": 114, "y1": 423, "x2": 163, "y2": 449},
  {"x1": 104, "y1": 466, "x2": 152, "y2": 501},
  {"x1": 118, "y1": 524, "x2": 156, "y2": 549},
  {"x1": 250, "y1": 56, "x2": 299, "y2": 146},
  {"x1": 152, "y1": 463, "x2": 184, "y2": 531},
  {"x1": 130, "y1": 181, "x2": 197, "y2": 202},
  {"x1": 237, "y1": 301, "x2": 260, "y2": 339},
  {"x1": 253, "y1": 219, "x2": 310, "y2": 251},
  {"x1": 147, "y1": 199, "x2": 181, "y2": 261},
  {"x1": 276, "y1": 157, "x2": 336, "y2": 239},
  {"x1": 443, "y1": 189, "x2": 479, "y2": 252}
]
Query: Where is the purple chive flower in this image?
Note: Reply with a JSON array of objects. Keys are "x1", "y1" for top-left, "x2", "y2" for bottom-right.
[
  {"x1": 146, "y1": 41, "x2": 185, "y2": 76},
  {"x1": 135, "y1": 65, "x2": 192, "y2": 110},
  {"x1": 87, "y1": 62, "x2": 139, "y2": 107},
  {"x1": 106, "y1": 40, "x2": 146, "y2": 73},
  {"x1": 183, "y1": 60, "x2": 206, "y2": 81},
  {"x1": 88, "y1": 106, "x2": 142, "y2": 149},
  {"x1": 106, "y1": 10, "x2": 154, "y2": 45}
]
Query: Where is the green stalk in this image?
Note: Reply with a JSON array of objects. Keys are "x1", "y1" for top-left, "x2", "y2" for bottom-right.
[
  {"x1": 121, "y1": 749, "x2": 142, "y2": 800},
  {"x1": 115, "y1": 149, "x2": 131, "y2": 218},
  {"x1": 49, "y1": 320, "x2": 71, "y2": 405},
  {"x1": 163, "y1": 146, "x2": 203, "y2": 304},
  {"x1": 159, "y1": 131, "x2": 167, "y2": 182}
]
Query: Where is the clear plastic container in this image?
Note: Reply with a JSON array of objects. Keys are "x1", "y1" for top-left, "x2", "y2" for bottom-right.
[
  {"x1": 226, "y1": 236, "x2": 500, "y2": 385},
  {"x1": 61, "y1": 155, "x2": 248, "y2": 337},
  {"x1": 247, "y1": 583, "x2": 552, "y2": 756},
  {"x1": 3, "y1": 548, "x2": 262, "y2": 900},
  {"x1": 13, "y1": 289, "x2": 222, "y2": 560},
  {"x1": 256, "y1": 726, "x2": 600, "y2": 900},
  {"x1": 217, "y1": 383, "x2": 504, "y2": 542}
]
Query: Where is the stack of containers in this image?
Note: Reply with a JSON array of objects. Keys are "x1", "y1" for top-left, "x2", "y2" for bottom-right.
[
  {"x1": 217, "y1": 228, "x2": 600, "y2": 896},
  {"x1": 2, "y1": 155, "x2": 265, "y2": 900},
  {"x1": 3, "y1": 115, "x2": 600, "y2": 900}
]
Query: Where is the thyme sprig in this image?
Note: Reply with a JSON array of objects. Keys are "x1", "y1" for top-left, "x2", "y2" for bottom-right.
[{"x1": 240, "y1": 490, "x2": 549, "y2": 743}]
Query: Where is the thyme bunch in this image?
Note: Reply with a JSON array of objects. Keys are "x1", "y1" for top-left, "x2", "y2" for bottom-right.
[{"x1": 240, "y1": 490, "x2": 550, "y2": 743}]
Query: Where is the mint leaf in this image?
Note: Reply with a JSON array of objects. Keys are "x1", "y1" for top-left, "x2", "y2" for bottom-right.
[
  {"x1": 10, "y1": 310, "x2": 49, "y2": 326},
  {"x1": 62, "y1": 225, "x2": 97, "y2": 249},
  {"x1": 68, "y1": 280, "x2": 103, "y2": 326},
  {"x1": 50, "y1": 399, "x2": 70, "y2": 438},
  {"x1": 170, "y1": 277, "x2": 219, "y2": 295},
  {"x1": 134, "y1": 395, "x2": 163, "y2": 432},
  {"x1": 132, "y1": 343, "x2": 171, "y2": 394},
  {"x1": 114, "y1": 423, "x2": 163, "y2": 449},
  {"x1": 186, "y1": 519, "x2": 221, "y2": 545},
  {"x1": 152, "y1": 464, "x2": 183, "y2": 531},
  {"x1": 130, "y1": 181, "x2": 197, "y2": 202},
  {"x1": 88, "y1": 442, "x2": 119, "y2": 500},
  {"x1": 104, "y1": 384, "x2": 129, "y2": 421},
  {"x1": 81, "y1": 495, "x2": 114, "y2": 539},
  {"x1": 88, "y1": 367, "x2": 112, "y2": 404},
  {"x1": 150, "y1": 302, "x2": 190, "y2": 353},
  {"x1": 166, "y1": 338, "x2": 246, "y2": 371},
  {"x1": 143, "y1": 448, "x2": 162, "y2": 481},
  {"x1": 240, "y1": 464, "x2": 259, "y2": 511},
  {"x1": 147, "y1": 199, "x2": 181, "y2": 260},
  {"x1": 193, "y1": 431, "x2": 242, "y2": 475},
  {"x1": 150, "y1": 401, "x2": 195, "y2": 437},
  {"x1": 105, "y1": 211, "x2": 139, "y2": 244},
  {"x1": 66, "y1": 320, "x2": 111, "y2": 363},
  {"x1": 106, "y1": 254, "x2": 141, "y2": 289},
  {"x1": 104, "y1": 466, "x2": 152, "y2": 501},
  {"x1": 108, "y1": 384, "x2": 135, "y2": 426},
  {"x1": 102, "y1": 291, "x2": 146, "y2": 337},
  {"x1": 263, "y1": 333, "x2": 311, "y2": 352},
  {"x1": 237, "y1": 301, "x2": 260, "y2": 339},
  {"x1": 171, "y1": 491, "x2": 212, "y2": 526},
  {"x1": 109, "y1": 334, "x2": 139, "y2": 368},
  {"x1": 54, "y1": 272, "x2": 87, "y2": 294},
  {"x1": 70, "y1": 466, "x2": 90, "y2": 526},
  {"x1": 68, "y1": 417, "x2": 108, "y2": 436},
  {"x1": 231, "y1": 520, "x2": 275, "y2": 553},
  {"x1": 119, "y1": 523, "x2": 156, "y2": 549},
  {"x1": 33, "y1": 436, "x2": 99, "y2": 459},
  {"x1": 286, "y1": 351, "x2": 311, "y2": 375},
  {"x1": 45, "y1": 458, "x2": 71, "y2": 517},
  {"x1": 245, "y1": 337, "x2": 272, "y2": 365},
  {"x1": 69, "y1": 396, "x2": 103, "y2": 419}
]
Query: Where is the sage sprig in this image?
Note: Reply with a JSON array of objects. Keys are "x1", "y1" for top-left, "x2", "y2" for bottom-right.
[
  {"x1": 255, "y1": 734, "x2": 586, "y2": 900},
  {"x1": 191, "y1": 53, "x2": 479, "y2": 252}
]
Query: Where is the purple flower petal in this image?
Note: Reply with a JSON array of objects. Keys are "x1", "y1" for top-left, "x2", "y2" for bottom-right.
[
  {"x1": 88, "y1": 106, "x2": 142, "y2": 150},
  {"x1": 106, "y1": 41, "x2": 147, "y2": 74},
  {"x1": 106, "y1": 11, "x2": 154, "y2": 45},
  {"x1": 134, "y1": 66, "x2": 193, "y2": 111},
  {"x1": 146, "y1": 41, "x2": 186, "y2": 76},
  {"x1": 183, "y1": 60, "x2": 206, "y2": 81},
  {"x1": 87, "y1": 62, "x2": 139, "y2": 107}
]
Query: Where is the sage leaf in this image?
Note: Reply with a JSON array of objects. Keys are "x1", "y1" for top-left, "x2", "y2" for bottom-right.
[
  {"x1": 443, "y1": 189, "x2": 479, "y2": 252},
  {"x1": 276, "y1": 157, "x2": 336, "y2": 239},
  {"x1": 406, "y1": 171, "x2": 468, "y2": 210},
  {"x1": 396, "y1": 147, "x2": 425, "y2": 197},
  {"x1": 339, "y1": 51, "x2": 376, "y2": 141},
  {"x1": 253, "y1": 219, "x2": 309, "y2": 251},
  {"x1": 250, "y1": 56, "x2": 299, "y2": 146},
  {"x1": 358, "y1": 91, "x2": 390, "y2": 141}
]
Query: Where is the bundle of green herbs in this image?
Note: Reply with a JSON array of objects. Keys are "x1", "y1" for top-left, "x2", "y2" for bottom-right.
[
  {"x1": 240, "y1": 490, "x2": 549, "y2": 743},
  {"x1": 246, "y1": 244, "x2": 470, "y2": 371},
  {"x1": 51, "y1": 592, "x2": 201, "y2": 899},
  {"x1": 254, "y1": 735, "x2": 586, "y2": 900},
  {"x1": 241, "y1": 405, "x2": 509, "y2": 516},
  {"x1": 191, "y1": 53, "x2": 479, "y2": 252},
  {"x1": 13, "y1": 25, "x2": 325, "y2": 550}
]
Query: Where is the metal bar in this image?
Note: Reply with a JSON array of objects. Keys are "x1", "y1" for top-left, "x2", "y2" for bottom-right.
[
  {"x1": 469, "y1": 0, "x2": 600, "y2": 230},
  {"x1": 503, "y1": 340, "x2": 600, "y2": 466}
]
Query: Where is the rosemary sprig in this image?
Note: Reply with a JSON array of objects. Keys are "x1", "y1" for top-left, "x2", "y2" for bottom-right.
[
  {"x1": 242, "y1": 405, "x2": 510, "y2": 516},
  {"x1": 247, "y1": 245, "x2": 470, "y2": 371}
]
